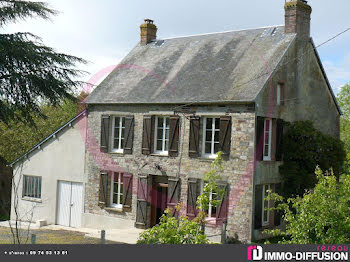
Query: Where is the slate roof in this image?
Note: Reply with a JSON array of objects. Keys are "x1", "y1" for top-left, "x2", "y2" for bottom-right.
[{"x1": 87, "y1": 26, "x2": 296, "y2": 104}]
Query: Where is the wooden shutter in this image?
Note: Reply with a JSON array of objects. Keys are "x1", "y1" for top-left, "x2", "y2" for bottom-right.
[
  {"x1": 142, "y1": 116, "x2": 154, "y2": 155},
  {"x1": 169, "y1": 116, "x2": 180, "y2": 157},
  {"x1": 256, "y1": 117, "x2": 265, "y2": 161},
  {"x1": 275, "y1": 119, "x2": 284, "y2": 161},
  {"x1": 136, "y1": 175, "x2": 149, "y2": 227},
  {"x1": 167, "y1": 177, "x2": 180, "y2": 215},
  {"x1": 189, "y1": 116, "x2": 200, "y2": 158},
  {"x1": 274, "y1": 183, "x2": 282, "y2": 226},
  {"x1": 216, "y1": 183, "x2": 229, "y2": 224},
  {"x1": 219, "y1": 116, "x2": 232, "y2": 158},
  {"x1": 100, "y1": 115, "x2": 110, "y2": 153},
  {"x1": 187, "y1": 179, "x2": 199, "y2": 219},
  {"x1": 254, "y1": 185, "x2": 263, "y2": 229},
  {"x1": 271, "y1": 119, "x2": 277, "y2": 161},
  {"x1": 122, "y1": 173, "x2": 133, "y2": 207},
  {"x1": 98, "y1": 173, "x2": 108, "y2": 205},
  {"x1": 124, "y1": 116, "x2": 134, "y2": 155}
]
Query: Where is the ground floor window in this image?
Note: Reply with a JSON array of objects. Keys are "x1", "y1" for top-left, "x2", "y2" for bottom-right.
[
  {"x1": 110, "y1": 172, "x2": 123, "y2": 208},
  {"x1": 262, "y1": 184, "x2": 271, "y2": 226},
  {"x1": 200, "y1": 181, "x2": 217, "y2": 218},
  {"x1": 23, "y1": 175, "x2": 42, "y2": 199}
]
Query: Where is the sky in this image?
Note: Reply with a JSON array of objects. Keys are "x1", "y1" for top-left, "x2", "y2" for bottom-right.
[{"x1": 3, "y1": 0, "x2": 350, "y2": 94}]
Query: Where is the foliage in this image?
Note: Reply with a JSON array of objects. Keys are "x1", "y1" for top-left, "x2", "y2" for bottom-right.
[
  {"x1": 279, "y1": 121, "x2": 345, "y2": 198},
  {"x1": 264, "y1": 167, "x2": 350, "y2": 244},
  {"x1": 0, "y1": 96, "x2": 85, "y2": 163},
  {"x1": 337, "y1": 83, "x2": 350, "y2": 172},
  {"x1": 137, "y1": 205, "x2": 210, "y2": 244},
  {"x1": 0, "y1": 0, "x2": 85, "y2": 123},
  {"x1": 197, "y1": 151, "x2": 225, "y2": 212},
  {"x1": 138, "y1": 153, "x2": 227, "y2": 244}
]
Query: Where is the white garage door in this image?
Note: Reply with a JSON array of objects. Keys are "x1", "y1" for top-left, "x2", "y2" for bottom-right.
[{"x1": 56, "y1": 181, "x2": 83, "y2": 228}]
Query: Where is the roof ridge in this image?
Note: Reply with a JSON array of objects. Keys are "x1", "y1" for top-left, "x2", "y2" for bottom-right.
[{"x1": 159, "y1": 24, "x2": 285, "y2": 41}]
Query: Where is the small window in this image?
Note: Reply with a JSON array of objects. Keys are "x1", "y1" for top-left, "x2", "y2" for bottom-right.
[
  {"x1": 111, "y1": 116, "x2": 125, "y2": 153},
  {"x1": 154, "y1": 116, "x2": 170, "y2": 155},
  {"x1": 262, "y1": 184, "x2": 271, "y2": 226},
  {"x1": 23, "y1": 176, "x2": 42, "y2": 199},
  {"x1": 263, "y1": 118, "x2": 272, "y2": 161},
  {"x1": 277, "y1": 84, "x2": 284, "y2": 106},
  {"x1": 202, "y1": 117, "x2": 220, "y2": 158},
  {"x1": 110, "y1": 172, "x2": 123, "y2": 208}
]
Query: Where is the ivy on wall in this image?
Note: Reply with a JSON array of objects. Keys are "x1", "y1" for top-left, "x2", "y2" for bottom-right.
[{"x1": 279, "y1": 121, "x2": 345, "y2": 198}]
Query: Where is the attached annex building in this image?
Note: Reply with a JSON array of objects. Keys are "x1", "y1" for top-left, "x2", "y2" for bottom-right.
[{"x1": 10, "y1": 0, "x2": 340, "y2": 242}]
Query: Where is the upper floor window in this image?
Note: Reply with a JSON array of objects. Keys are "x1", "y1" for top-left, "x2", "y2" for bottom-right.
[
  {"x1": 23, "y1": 175, "x2": 42, "y2": 199},
  {"x1": 202, "y1": 117, "x2": 220, "y2": 158},
  {"x1": 277, "y1": 83, "x2": 284, "y2": 106},
  {"x1": 110, "y1": 172, "x2": 123, "y2": 208},
  {"x1": 154, "y1": 116, "x2": 170, "y2": 155},
  {"x1": 263, "y1": 118, "x2": 272, "y2": 161},
  {"x1": 111, "y1": 116, "x2": 125, "y2": 153}
]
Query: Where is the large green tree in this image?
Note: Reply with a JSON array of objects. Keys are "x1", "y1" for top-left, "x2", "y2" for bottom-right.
[
  {"x1": 0, "y1": 98, "x2": 81, "y2": 163},
  {"x1": 0, "y1": 0, "x2": 85, "y2": 123},
  {"x1": 337, "y1": 83, "x2": 350, "y2": 172}
]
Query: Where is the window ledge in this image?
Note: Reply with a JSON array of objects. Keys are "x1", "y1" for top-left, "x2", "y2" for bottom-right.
[
  {"x1": 150, "y1": 153, "x2": 169, "y2": 157},
  {"x1": 105, "y1": 207, "x2": 124, "y2": 213},
  {"x1": 109, "y1": 152, "x2": 125, "y2": 156},
  {"x1": 22, "y1": 197, "x2": 42, "y2": 203}
]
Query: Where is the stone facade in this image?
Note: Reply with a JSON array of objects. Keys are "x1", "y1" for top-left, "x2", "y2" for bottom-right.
[{"x1": 84, "y1": 104, "x2": 256, "y2": 242}]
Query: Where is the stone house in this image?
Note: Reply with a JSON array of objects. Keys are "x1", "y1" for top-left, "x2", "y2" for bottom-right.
[{"x1": 10, "y1": 0, "x2": 340, "y2": 243}]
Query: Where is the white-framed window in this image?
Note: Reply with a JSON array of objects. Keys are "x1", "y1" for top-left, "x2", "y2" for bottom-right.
[
  {"x1": 154, "y1": 116, "x2": 170, "y2": 155},
  {"x1": 111, "y1": 116, "x2": 125, "y2": 153},
  {"x1": 110, "y1": 172, "x2": 123, "y2": 208},
  {"x1": 262, "y1": 184, "x2": 271, "y2": 226},
  {"x1": 202, "y1": 117, "x2": 220, "y2": 158},
  {"x1": 200, "y1": 181, "x2": 217, "y2": 219},
  {"x1": 23, "y1": 175, "x2": 42, "y2": 199},
  {"x1": 277, "y1": 84, "x2": 281, "y2": 106},
  {"x1": 263, "y1": 118, "x2": 272, "y2": 161}
]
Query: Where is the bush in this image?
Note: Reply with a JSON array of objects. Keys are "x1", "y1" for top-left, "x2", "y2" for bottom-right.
[
  {"x1": 265, "y1": 167, "x2": 350, "y2": 244},
  {"x1": 279, "y1": 121, "x2": 345, "y2": 198},
  {"x1": 137, "y1": 207, "x2": 210, "y2": 244}
]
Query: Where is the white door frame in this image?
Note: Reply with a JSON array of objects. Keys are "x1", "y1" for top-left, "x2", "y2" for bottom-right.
[{"x1": 56, "y1": 180, "x2": 84, "y2": 228}]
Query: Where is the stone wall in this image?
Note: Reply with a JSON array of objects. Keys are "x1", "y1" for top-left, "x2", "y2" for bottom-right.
[
  {"x1": 84, "y1": 104, "x2": 256, "y2": 242},
  {"x1": 253, "y1": 37, "x2": 341, "y2": 239}
]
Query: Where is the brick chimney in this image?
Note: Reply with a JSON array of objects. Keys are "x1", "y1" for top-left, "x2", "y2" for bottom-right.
[
  {"x1": 140, "y1": 19, "x2": 157, "y2": 45},
  {"x1": 285, "y1": 0, "x2": 312, "y2": 39}
]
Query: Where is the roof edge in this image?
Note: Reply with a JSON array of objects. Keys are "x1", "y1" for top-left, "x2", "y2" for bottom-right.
[
  {"x1": 87, "y1": 100, "x2": 255, "y2": 106},
  {"x1": 310, "y1": 39, "x2": 342, "y2": 115},
  {"x1": 254, "y1": 34, "x2": 297, "y2": 101},
  {"x1": 10, "y1": 110, "x2": 87, "y2": 167}
]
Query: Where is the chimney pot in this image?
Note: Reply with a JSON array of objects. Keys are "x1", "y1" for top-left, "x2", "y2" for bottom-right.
[{"x1": 140, "y1": 19, "x2": 157, "y2": 45}]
